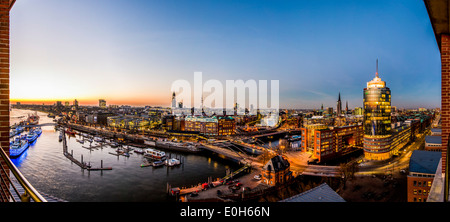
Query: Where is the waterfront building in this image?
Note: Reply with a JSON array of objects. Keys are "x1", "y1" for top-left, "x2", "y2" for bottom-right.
[
  {"x1": 363, "y1": 61, "x2": 392, "y2": 161},
  {"x1": 184, "y1": 115, "x2": 236, "y2": 136},
  {"x1": 261, "y1": 155, "x2": 292, "y2": 187},
  {"x1": 99, "y1": 99, "x2": 106, "y2": 109},
  {"x1": 407, "y1": 150, "x2": 441, "y2": 202},
  {"x1": 301, "y1": 123, "x2": 363, "y2": 162}
]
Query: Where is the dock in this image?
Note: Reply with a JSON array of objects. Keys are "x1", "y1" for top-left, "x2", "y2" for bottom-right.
[
  {"x1": 61, "y1": 129, "x2": 112, "y2": 171},
  {"x1": 62, "y1": 130, "x2": 90, "y2": 169},
  {"x1": 169, "y1": 163, "x2": 252, "y2": 197}
]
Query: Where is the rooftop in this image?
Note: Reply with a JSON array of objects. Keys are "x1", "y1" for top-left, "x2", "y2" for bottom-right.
[
  {"x1": 263, "y1": 155, "x2": 290, "y2": 172},
  {"x1": 431, "y1": 128, "x2": 442, "y2": 133},
  {"x1": 409, "y1": 150, "x2": 442, "y2": 174},
  {"x1": 279, "y1": 183, "x2": 345, "y2": 202},
  {"x1": 425, "y1": 135, "x2": 442, "y2": 145}
]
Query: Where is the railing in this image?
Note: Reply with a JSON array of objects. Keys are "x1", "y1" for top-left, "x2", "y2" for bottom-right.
[
  {"x1": 445, "y1": 135, "x2": 449, "y2": 202},
  {"x1": 0, "y1": 146, "x2": 47, "y2": 202}
]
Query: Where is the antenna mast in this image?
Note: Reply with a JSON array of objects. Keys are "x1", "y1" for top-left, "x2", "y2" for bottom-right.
[{"x1": 376, "y1": 59, "x2": 379, "y2": 78}]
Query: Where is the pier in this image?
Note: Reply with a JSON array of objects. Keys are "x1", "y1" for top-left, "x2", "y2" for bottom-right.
[
  {"x1": 168, "y1": 163, "x2": 253, "y2": 197},
  {"x1": 61, "y1": 129, "x2": 112, "y2": 171}
]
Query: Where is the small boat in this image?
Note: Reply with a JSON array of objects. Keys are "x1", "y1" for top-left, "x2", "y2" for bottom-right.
[
  {"x1": 140, "y1": 159, "x2": 152, "y2": 167},
  {"x1": 76, "y1": 139, "x2": 84, "y2": 144},
  {"x1": 10, "y1": 137, "x2": 29, "y2": 158},
  {"x1": 110, "y1": 142, "x2": 119, "y2": 148},
  {"x1": 65, "y1": 128, "x2": 76, "y2": 136},
  {"x1": 152, "y1": 160, "x2": 165, "y2": 167},
  {"x1": 15, "y1": 126, "x2": 23, "y2": 133},
  {"x1": 143, "y1": 148, "x2": 166, "y2": 160},
  {"x1": 165, "y1": 158, "x2": 181, "y2": 167},
  {"x1": 133, "y1": 148, "x2": 145, "y2": 154}
]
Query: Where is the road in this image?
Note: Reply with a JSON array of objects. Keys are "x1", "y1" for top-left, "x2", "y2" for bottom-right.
[{"x1": 283, "y1": 127, "x2": 430, "y2": 177}]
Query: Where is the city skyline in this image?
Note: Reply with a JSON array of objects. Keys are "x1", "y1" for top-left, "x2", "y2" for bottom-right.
[{"x1": 10, "y1": 0, "x2": 441, "y2": 109}]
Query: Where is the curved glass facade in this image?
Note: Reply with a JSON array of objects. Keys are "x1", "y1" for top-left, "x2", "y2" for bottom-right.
[
  {"x1": 363, "y1": 75, "x2": 392, "y2": 161},
  {"x1": 363, "y1": 87, "x2": 391, "y2": 135}
]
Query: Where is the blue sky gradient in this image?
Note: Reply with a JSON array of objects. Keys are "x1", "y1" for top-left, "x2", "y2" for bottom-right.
[{"x1": 10, "y1": 0, "x2": 441, "y2": 109}]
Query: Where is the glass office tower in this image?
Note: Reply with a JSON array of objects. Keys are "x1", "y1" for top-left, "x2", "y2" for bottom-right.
[{"x1": 363, "y1": 64, "x2": 392, "y2": 161}]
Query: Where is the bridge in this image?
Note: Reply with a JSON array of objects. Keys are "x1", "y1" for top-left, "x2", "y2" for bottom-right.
[
  {"x1": 26, "y1": 123, "x2": 57, "y2": 127},
  {"x1": 199, "y1": 143, "x2": 261, "y2": 167}
]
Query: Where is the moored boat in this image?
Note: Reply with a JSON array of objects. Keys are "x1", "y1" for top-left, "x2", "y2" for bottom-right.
[
  {"x1": 34, "y1": 127, "x2": 42, "y2": 136},
  {"x1": 152, "y1": 160, "x2": 165, "y2": 167},
  {"x1": 143, "y1": 148, "x2": 166, "y2": 160},
  {"x1": 26, "y1": 132, "x2": 38, "y2": 143},
  {"x1": 27, "y1": 113, "x2": 40, "y2": 125},
  {"x1": 165, "y1": 158, "x2": 181, "y2": 167},
  {"x1": 10, "y1": 137, "x2": 29, "y2": 158},
  {"x1": 65, "y1": 128, "x2": 76, "y2": 136}
]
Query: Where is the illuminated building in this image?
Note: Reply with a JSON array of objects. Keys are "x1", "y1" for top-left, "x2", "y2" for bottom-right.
[
  {"x1": 184, "y1": 116, "x2": 236, "y2": 136},
  {"x1": 99, "y1": 99, "x2": 106, "y2": 109},
  {"x1": 390, "y1": 123, "x2": 412, "y2": 156},
  {"x1": 171, "y1": 92, "x2": 176, "y2": 108},
  {"x1": 261, "y1": 155, "x2": 292, "y2": 187},
  {"x1": 300, "y1": 123, "x2": 363, "y2": 162},
  {"x1": 363, "y1": 60, "x2": 392, "y2": 161},
  {"x1": 353, "y1": 107, "x2": 363, "y2": 116}
]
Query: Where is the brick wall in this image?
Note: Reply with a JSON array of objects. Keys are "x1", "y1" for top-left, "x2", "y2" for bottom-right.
[
  {"x1": 442, "y1": 34, "x2": 450, "y2": 175},
  {"x1": 0, "y1": 0, "x2": 9, "y2": 202}
]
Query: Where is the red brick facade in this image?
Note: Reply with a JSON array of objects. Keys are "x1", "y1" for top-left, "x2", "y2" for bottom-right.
[
  {"x1": 407, "y1": 175, "x2": 434, "y2": 202},
  {"x1": 442, "y1": 34, "x2": 449, "y2": 174},
  {"x1": 0, "y1": 0, "x2": 10, "y2": 202}
]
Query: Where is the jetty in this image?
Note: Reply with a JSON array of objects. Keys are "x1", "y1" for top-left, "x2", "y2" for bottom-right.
[
  {"x1": 168, "y1": 163, "x2": 252, "y2": 197},
  {"x1": 61, "y1": 129, "x2": 112, "y2": 171}
]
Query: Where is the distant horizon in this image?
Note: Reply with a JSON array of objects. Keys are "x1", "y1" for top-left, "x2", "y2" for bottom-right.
[{"x1": 10, "y1": 99, "x2": 440, "y2": 110}]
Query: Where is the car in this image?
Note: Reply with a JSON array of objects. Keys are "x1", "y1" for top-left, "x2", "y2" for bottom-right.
[{"x1": 254, "y1": 174, "x2": 261, "y2": 180}]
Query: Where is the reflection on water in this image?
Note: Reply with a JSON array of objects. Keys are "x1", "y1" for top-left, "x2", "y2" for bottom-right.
[{"x1": 9, "y1": 109, "x2": 239, "y2": 202}]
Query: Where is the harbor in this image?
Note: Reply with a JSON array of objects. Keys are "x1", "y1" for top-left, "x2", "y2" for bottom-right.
[{"x1": 9, "y1": 109, "x2": 242, "y2": 202}]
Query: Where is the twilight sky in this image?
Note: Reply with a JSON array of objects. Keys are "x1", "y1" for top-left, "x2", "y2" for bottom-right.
[{"x1": 9, "y1": 0, "x2": 441, "y2": 109}]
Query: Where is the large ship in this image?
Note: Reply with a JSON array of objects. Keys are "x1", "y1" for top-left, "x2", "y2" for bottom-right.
[
  {"x1": 26, "y1": 131, "x2": 38, "y2": 143},
  {"x1": 27, "y1": 112, "x2": 40, "y2": 125},
  {"x1": 10, "y1": 137, "x2": 29, "y2": 158}
]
